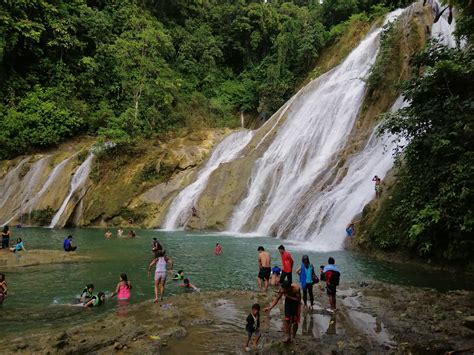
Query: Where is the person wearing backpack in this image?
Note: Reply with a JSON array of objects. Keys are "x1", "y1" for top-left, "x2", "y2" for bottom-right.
[
  {"x1": 323, "y1": 257, "x2": 340, "y2": 313},
  {"x1": 296, "y1": 255, "x2": 319, "y2": 309}
]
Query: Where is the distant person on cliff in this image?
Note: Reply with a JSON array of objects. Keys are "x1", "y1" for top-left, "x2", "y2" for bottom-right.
[
  {"x1": 278, "y1": 245, "x2": 293, "y2": 284},
  {"x1": 1, "y1": 225, "x2": 11, "y2": 250},
  {"x1": 83, "y1": 292, "x2": 106, "y2": 308},
  {"x1": 111, "y1": 273, "x2": 132, "y2": 300},
  {"x1": 323, "y1": 257, "x2": 340, "y2": 313},
  {"x1": 270, "y1": 266, "x2": 281, "y2": 286},
  {"x1": 63, "y1": 235, "x2": 77, "y2": 252},
  {"x1": 257, "y1": 246, "x2": 271, "y2": 291},
  {"x1": 192, "y1": 206, "x2": 198, "y2": 217},
  {"x1": 245, "y1": 303, "x2": 261, "y2": 351},
  {"x1": 0, "y1": 274, "x2": 7, "y2": 304},
  {"x1": 296, "y1": 255, "x2": 318, "y2": 309},
  {"x1": 264, "y1": 280, "x2": 301, "y2": 343},
  {"x1": 372, "y1": 175, "x2": 382, "y2": 198},
  {"x1": 345, "y1": 223, "x2": 355, "y2": 239},
  {"x1": 104, "y1": 230, "x2": 112, "y2": 239},
  {"x1": 10, "y1": 238, "x2": 26, "y2": 253},
  {"x1": 152, "y1": 238, "x2": 162, "y2": 256},
  {"x1": 117, "y1": 228, "x2": 124, "y2": 237},
  {"x1": 148, "y1": 250, "x2": 173, "y2": 303},
  {"x1": 215, "y1": 243, "x2": 222, "y2": 255}
]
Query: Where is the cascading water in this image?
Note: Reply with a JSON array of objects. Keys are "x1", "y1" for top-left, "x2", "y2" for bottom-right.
[
  {"x1": 163, "y1": 130, "x2": 254, "y2": 229},
  {"x1": 0, "y1": 158, "x2": 30, "y2": 211},
  {"x1": 1, "y1": 156, "x2": 51, "y2": 225},
  {"x1": 49, "y1": 154, "x2": 94, "y2": 228},
  {"x1": 228, "y1": 9, "x2": 404, "y2": 235}
]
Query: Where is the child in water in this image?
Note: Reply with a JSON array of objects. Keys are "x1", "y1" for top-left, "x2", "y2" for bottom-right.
[
  {"x1": 80, "y1": 284, "x2": 94, "y2": 302},
  {"x1": 173, "y1": 270, "x2": 184, "y2": 281},
  {"x1": 84, "y1": 292, "x2": 106, "y2": 307},
  {"x1": 0, "y1": 274, "x2": 7, "y2": 304},
  {"x1": 111, "y1": 273, "x2": 132, "y2": 300},
  {"x1": 179, "y1": 278, "x2": 198, "y2": 291},
  {"x1": 245, "y1": 303, "x2": 261, "y2": 351}
]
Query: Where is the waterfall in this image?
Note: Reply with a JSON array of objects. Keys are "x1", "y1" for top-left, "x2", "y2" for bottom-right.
[
  {"x1": 49, "y1": 154, "x2": 94, "y2": 228},
  {"x1": 1, "y1": 156, "x2": 51, "y2": 225},
  {"x1": 228, "y1": 9, "x2": 404, "y2": 235},
  {"x1": 0, "y1": 158, "x2": 30, "y2": 211},
  {"x1": 163, "y1": 130, "x2": 254, "y2": 229},
  {"x1": 280, "y1": 97, "x2": 408, "y2": 251}
]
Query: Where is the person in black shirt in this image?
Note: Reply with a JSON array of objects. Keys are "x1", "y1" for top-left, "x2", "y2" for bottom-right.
[{"x1": 245, "y1": 303, "x2": 261, "y2": 351}]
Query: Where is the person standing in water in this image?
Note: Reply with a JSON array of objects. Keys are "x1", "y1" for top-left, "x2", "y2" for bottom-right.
[
  {"x1": 148, "y1": 250, "x2": 173, "y2": 303},
  {"x1": 270, "y1": 266, "x2": 281, "y2": 286},
  {"x1": 323, "y1": 257, "x2": 341, "y2": 313},
  {"x1": 278, "y1": 245, "x2": 293, "y2": 284},
  {"x1": 111, "y1": 273, "x2": 132, "y2": 300},
  {"x1": 152, "y1": 238, "x2": 162, "y2": 257},
  {"x1": 63, "y1": 235, "x2": 77, "y2": 252},
  {"x1": 215, "y1": 243, "x2": 222, "y2": 255},
  {"x1": 245, "y1": 304, "x2": 261, "y2": 351},
  {"x1": 264, "y1": 280, "x2": 301, "y2": 343},
  {"x1": 104, "y1": 230, "x2": 112, "y2": 239},
  {"x1": 257, "y1": 246, "x2": 271, "y2": 291},
  {"x1": 296, "y1": 255, "x2": 317, "y2": 309},
  {"x1": 117, "y1": 228, "x2": 124, "y2": 237},
  {"x1": 1, "y1": 225, "x2": 11, "y2": 250}
]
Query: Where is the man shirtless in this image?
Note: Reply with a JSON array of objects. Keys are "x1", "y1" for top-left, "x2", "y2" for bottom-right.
[
  {"x1": 264, "y1": 280, "x2": 302, "y2": 343},
  {"x1": 257, "y1": 246, "x2": 271, "y2": 290}
]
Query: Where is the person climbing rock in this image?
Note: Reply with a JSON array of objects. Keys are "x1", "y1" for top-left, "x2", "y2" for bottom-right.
[
  {"x1": 372, "y1": 175, "x2": 382, "y2": 198},
  {"x1": 346, "y1": 222, "x2": 355, "y2": 239},
  {"x1": 264, "y1": 280, "x2": 301, "y2": 343},
  {"x1": 192, "y1": 206, "x2": 198, "y2": 217},
  {"x1": 257, "y1": 246, "x2": 271, "y2": 291},
  {"x1": 278, "y1": 245, "x2": 293, "y2": 284}
]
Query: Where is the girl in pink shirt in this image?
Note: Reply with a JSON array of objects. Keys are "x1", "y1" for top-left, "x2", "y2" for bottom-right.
[{"x1": 111, "y1": 273, "x2": 132, "y2": 300}]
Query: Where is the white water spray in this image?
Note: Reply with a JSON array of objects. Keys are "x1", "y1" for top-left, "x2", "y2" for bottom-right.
[
  {"x1": 164, "y1": 130, "x2": 254, "y2": 229},
  {"x1": 228, "y1": 10, "x2": 404, "y2": 235},
  {"x1": 49, "y1": 154, "x2": 94, "y2": 228}
]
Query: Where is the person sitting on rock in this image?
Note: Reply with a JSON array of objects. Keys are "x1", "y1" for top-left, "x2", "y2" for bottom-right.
[
  {"x1": 10, "y1": 238, "x2": 26, "y2": 253},
  {"x1": 63, "y1": 235, "x2": 77, "y2": 252}
]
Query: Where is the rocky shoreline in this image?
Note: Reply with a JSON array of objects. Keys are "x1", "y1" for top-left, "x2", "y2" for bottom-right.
[{"x1": 0, "y1": 281, "x2": 472, "y2": 354}]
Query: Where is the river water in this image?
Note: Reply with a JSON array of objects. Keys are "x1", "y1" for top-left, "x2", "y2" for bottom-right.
[{"x1": 0, "y1": 228, "x2": 471, "y2": 336}]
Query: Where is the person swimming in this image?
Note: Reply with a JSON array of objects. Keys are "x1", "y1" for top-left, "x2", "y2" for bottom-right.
[
  {"x1": 84, "y1": 292, "x2": 106, "y2": 307},
  {"x1": 111, "y1": 273, "x2": 132, "y2": 300},
  {"x1": 179, "y1": 278, "x2": 198, "y2": 291},
  {"x1": 80, "y1": 284, "x2": 94, "y2": 302},
  {"x1": 215, "y1": 243, "x2": 222, "y2": 255},
  {"x1": 173, "y1": 270, "x2": 184, "y2": 281}
]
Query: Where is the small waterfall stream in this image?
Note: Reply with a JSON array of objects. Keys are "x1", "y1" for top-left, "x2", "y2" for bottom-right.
[
  {"x1": 49, "y1": 154, "x2": 94, "y2": 228},
  {"x1": 164, "y1": 130, "x2": 254, "y2": 229}
]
